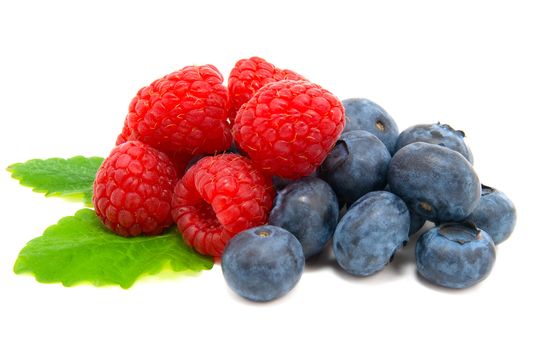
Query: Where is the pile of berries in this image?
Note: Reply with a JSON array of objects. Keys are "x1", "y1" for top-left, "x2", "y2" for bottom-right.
[{"x1": 93, "y1": 57, "x2": 516, "y2": 302}]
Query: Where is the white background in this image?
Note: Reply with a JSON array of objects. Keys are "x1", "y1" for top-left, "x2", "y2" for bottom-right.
[{"x1": 1, "y1": 1, "x2": 540, "y2": 349}]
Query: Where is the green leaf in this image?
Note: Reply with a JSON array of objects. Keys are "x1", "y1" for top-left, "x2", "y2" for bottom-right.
[
  {"x1": 7, "y1": 156, "x2": 104, "y2": 206},
  {"x1": 14, "y1": 209, "x2": 214, "y2": 288}
]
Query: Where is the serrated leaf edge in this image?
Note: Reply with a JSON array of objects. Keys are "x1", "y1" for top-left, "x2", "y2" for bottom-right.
[
  {"x1": 7, "y1": 156, "x2": 103, "y2": 205},
  {"x1": 13, "y1": 209, "x2": 214, "y2": 289}
]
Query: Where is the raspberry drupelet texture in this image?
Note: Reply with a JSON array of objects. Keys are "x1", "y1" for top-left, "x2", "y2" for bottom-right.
[
  {"x1": 117, "y1": 126, "x2": 192, "y2": 178},
  {"x1": 93, "y1": 141, "x2": 178, "y2": 237},
  {"x1": 228, "y1": 57, "x2": 305, "y2": 119},
  {"x1": 232, "y1": 80, "x2": 345, "y2": 179},
  {"x1": 171, "y1": 154, "x2": 275, "y2": 256},
  {"x1": 118, "y1": 64, "x2": 232, "y2": 155}
]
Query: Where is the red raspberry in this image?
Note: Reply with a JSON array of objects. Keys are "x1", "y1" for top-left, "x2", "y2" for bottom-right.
[
  {"x1": 93, "y1": 141, "x2": 177, "y2": 237},
  {"x1": 228, "y1": 57, "x2": 305, "y2": 118},
  {"x1": 119, "y1": 65, "x2": 232, "y2": 155},
  {"x1": 232, "y1": 80, "x2": 345, "y2": 179},
  {"x1": 171, "y1": 154, "x2": 275, "y2": 256}
]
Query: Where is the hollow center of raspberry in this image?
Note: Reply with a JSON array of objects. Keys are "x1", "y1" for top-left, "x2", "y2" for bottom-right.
[
  {"x1": 376, "y1": 120, "x2": 385, "y2": 131},
  {"x1": 198, "y1": 202, "x2": 221, "y2": 230}
]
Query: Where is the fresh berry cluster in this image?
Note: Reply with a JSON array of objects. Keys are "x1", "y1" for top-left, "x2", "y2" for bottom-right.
[
  {"x1": 222, "y1": 98, "x2": 516, "y2": 301},
  {"x1": 93, "y1": 57, "x2": 344, "y2": 259},
  {"x1": 93, "y1": 58, "x2": 516, "y2": 302}
]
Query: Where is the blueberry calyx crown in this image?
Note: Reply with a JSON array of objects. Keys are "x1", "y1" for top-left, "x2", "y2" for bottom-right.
[
  {"x1": 419, "y1": 201, "x2": 433, "y2": 212},
  {"x1": 481, "y1": 184, "x2": 497, "y2": 196},
  {"x1": 257, "y1": 231, "x2": 270, "y2": 238},
  {"x1": 437, "y1": 221, "x2": 482, "y2": 245},
  {"x1": 437, "y1": 122, "x2": 466, "y2": 138},
  {"x1": 319, "y1": 140, "x2": 348, "y2": 174}
]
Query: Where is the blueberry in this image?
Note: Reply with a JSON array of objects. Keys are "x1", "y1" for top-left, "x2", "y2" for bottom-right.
[
  {"x1": 272, "y1": 172, "x2": 317, "y2": 191},
  {"x1": 466, "y1": 185, "x2": 517, "y2": 245},
  {"x1": 416, "y1": 222, "x2": 496, "y2": 288},
  {"x1": 269, "y1": 177, "x2": 339, "y2": 258},
  {"x1": 342, "y1": 98, "x2": 399, "y2": 153},
  {"x1": 394, "y1": 122, "x2": 474, "y2": 163},
  {"x1": 388, "y1": 142, "x2": 481, "y2": 222},
  {"x1": 319, "y1": 130, "x2": 391, "y2": 206},
  {"x1": 221, "y1": 225, "x2": 304, "y2": 302},
  {"x1": 333, "y1": 191, "x2": 410, "y2": 276}
]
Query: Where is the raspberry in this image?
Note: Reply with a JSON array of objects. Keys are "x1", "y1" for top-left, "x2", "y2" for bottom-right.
[
  {"x1": 228, "y1": 57, "x2": 305, "y2": 118},
  {"x1": 171, "y1": 154, "x2": 275, "y2": 256},
  {"x1": 119, "y1": 65, "x2": 232, "y2": 155},
  {"x1": 115, "y1": 141, "x2": 191, "y2": 180},
  {"x1": 117, "y1": 129, "x2": 192, "y2": 178},
  {"x1": 232, "y1": 80, "x2": 345, "y2": 179},
  {"x1": 93, "y1": 141, "x2": 177, "y2": 237}
]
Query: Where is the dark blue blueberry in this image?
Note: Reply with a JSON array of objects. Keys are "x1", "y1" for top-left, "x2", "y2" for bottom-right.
[
  {"x1": 269, "y1": 177, "x2": 339, "y2": 258},
  {"x1": 466, "y1": 185, "x2": 517, "y2": 245},
  {"x1": 416, "y1": 222, "x2": 496, "y2": 288},
  {"x1": 221, "y1": 225, "x2": 304, "y2": 302},
  {"x1": 394, "y1": 122, "x2": 474, "y2": 163},
  {"x1": 333, "y1": 191, "x2": 410, "y2": 276},
  {"x1": 342, "y1": 98, "x2": 399, "y2": 153},
  {"x1": 319, "y1": 130, "x2": 391, "y2": 206},
  {"x1": 388, "y1": 142, "x2": 481, "y2": 222},
  {"x1": 272, "y1": 172, "x2": 317, "y2": 191}
]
